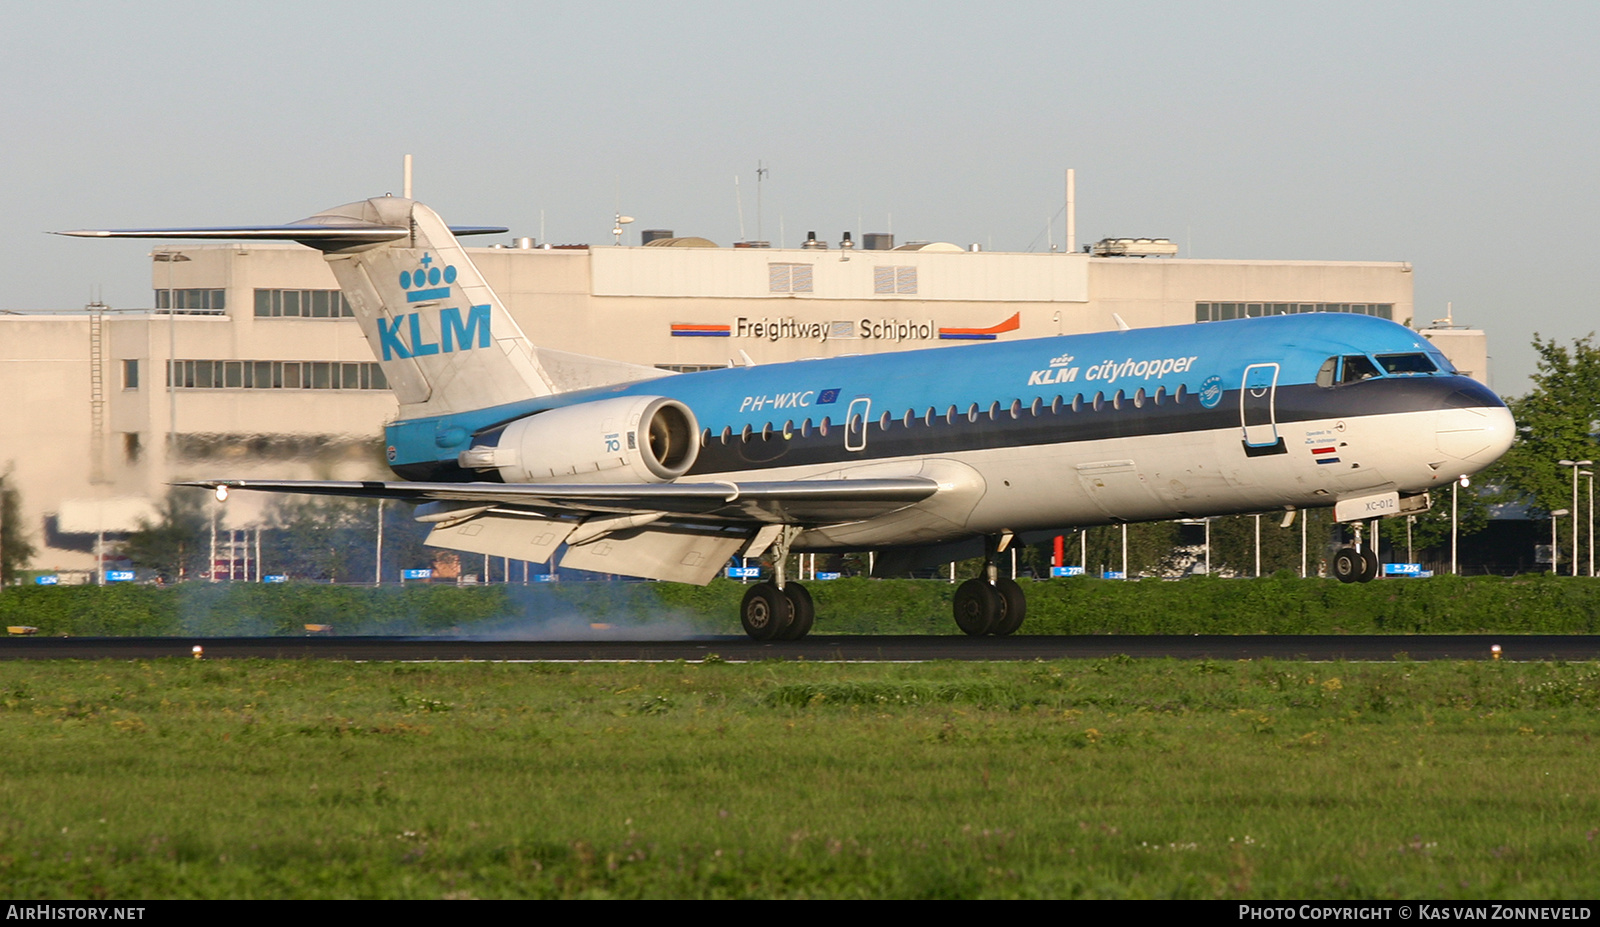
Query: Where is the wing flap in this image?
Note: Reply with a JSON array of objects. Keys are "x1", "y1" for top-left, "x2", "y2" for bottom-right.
[
  {"x1": 559, "y1": 525, "x2": 749, "y2": 585},
  {"x1": 425, "y1": 511, "x2": 579, "y2": 564}
]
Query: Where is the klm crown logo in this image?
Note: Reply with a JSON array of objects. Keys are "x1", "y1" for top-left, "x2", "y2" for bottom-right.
[{"x1": 399, "y1": 253, "x2": 458, "y2": 303}]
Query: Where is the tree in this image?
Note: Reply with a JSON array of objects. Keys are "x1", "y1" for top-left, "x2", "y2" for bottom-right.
[
  {"x1": 1378, "y1": 471, "x2": 1493, "y2": 557},
  {"x1": 259, "y1": 495, "x2": 433, "y2": 583},
  {"x1": 1496, "y1": 334, "x2": 1600, "y2": 519},
  {"x1": 1, "y1": 468, "x2": 36, "y2": 585},
  {"x1": 262, "y1": 496, "x2": 373, "y2": 582},
  {"x1": 120, "y1": 487, "x2": 209, "y2": 582}
]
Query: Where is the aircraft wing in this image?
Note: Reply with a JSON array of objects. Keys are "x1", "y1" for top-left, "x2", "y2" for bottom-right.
[{"x1": 178, "y1": 477, "x2": 939, "y2": 525}]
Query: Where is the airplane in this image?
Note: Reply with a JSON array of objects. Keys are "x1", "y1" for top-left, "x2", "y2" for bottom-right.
[{"x1": 62, "y1": 196, "x2": 1515, "y2": 639}]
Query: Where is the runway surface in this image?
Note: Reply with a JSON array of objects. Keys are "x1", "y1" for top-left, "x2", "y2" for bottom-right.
[{"x1": 0, "y1": 634, "x2": 1596, "y2": 662}]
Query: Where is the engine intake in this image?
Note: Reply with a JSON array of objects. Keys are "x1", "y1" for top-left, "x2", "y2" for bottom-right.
[{"x1": 460, "y1": 395, "x2": 699, "y2": 483}]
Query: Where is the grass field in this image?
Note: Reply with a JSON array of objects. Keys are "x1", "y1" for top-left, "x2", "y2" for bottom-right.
[{"x1": 2, "y1": 657, "x2": 1598, "y2": 899}]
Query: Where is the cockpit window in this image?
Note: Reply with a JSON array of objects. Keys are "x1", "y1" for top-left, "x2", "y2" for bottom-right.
[
  {"x1": 1316, "y1": 357, "x2": 1338, "y2": 388},
  {"x1": 1339, "y1": 355, "x2": 1382, "y2": 384},
  {"x1": 1376, "y1": 353, "x2": 1438, "y2": 376}
]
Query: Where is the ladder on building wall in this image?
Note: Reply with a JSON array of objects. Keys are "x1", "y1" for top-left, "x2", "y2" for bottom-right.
[{"x1": 88, "y1": 302, "x2": 107, "y2": 484}]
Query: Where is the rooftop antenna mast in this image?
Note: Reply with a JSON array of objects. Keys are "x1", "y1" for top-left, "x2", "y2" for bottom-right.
[
  {"x1": 734, "y1": 175, "x2": 746, "y2": 241},
  {"x1": 756, "y1": 161, "x2": 768, "y2": 243}
]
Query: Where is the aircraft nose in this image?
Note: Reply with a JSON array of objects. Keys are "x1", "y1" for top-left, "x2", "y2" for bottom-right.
[{"x1": 1435, "y1": 401, "x2": 1515, "y2": 475}]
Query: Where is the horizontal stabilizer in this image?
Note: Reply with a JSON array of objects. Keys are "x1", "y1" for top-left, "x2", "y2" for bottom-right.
[
  {"x1": 55, "y1": 221, "x2": 506, "y2": 250},
  {"x1": 182, "y1": 477, "x2": 940, "y2": 526}
]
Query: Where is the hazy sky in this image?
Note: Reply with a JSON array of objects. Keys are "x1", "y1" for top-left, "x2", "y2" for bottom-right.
[{"x1": 4, "y1": 1, "x2": 1596, "y2": 394}]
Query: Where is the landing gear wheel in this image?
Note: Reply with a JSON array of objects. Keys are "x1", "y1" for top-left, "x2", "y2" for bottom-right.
[
  {"x1": 1332, "y1": 547, "x2": 1363, "y2": 584},
  {"x1": 779, "y1": 583, "x2": 815, "y2": 640},
  {"x1": 740, "y1": 582, "x2": 793, "y2": 641},
  {"x1": 993, "y1": 577, "x2": 1027, "y2": 636},
  {"x1": 953, "y1": 579, "x2": 1002, "y2": 636},
  {"x1": 1359, "y1": 548, "x2": 1380, "y2": 583}
]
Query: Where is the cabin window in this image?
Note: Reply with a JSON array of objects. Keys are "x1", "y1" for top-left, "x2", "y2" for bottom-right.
[
  {"x1": 987, "y1": 401, "x2": 1000, "y2": 421},
  {"x1": 782, "y1": 420, "x2": 794, "y2": 438},
  {"x1": 902, "y1": 409, "x2": 915, "y2": 428},
  {"x1": 1153, "y1": 386, "x2": 1165, "y2": 406},
  {"x1": 720, "y1": 426, "x2": 732, "y2": 445},
  {"x1": 924, "y1": 407, "x2": 936, "y2": 426},
  {"x1": 761, "y1": 422, "x2": 773, "y2": 439},
  {"x1": 878, "y1": 411, "x2": 892, "y2": 431},
  {"x1": 741, "y1": 424, "x2": 753, "y2": 442},
  {"x1": 1052, "y1": 395, "x2": 1063, "y2": 414},
  {"x1": 1133, "y1": 388, "x2": 1146, "y2": 408},
  {"x1": 1010, "y1": 399, "x2": 1023, "y2": 419},
  {"x1": 1071, "y1": 394, "x2": 1082, "y2": 412},
  {"x1": 1030, "y1": 397, "x2": 1042, "y2": 416},
  {"x1": 1113, "y1": 390, "x2": 1125, "y2": 410},
  {"x1": 1376, "y1": 353, "x2": 1438, "y2": 376},
  {"x1": 818, "y1": 417, "x2": 830, "y2": 437},
  {"x1": 967, "y1": 403, "x2": 980, "y2": 423},
  {"x1": 945, "y1": 405, "x2": 958, "y2": 425},
  {"x1": 1174, "y1": 384, "x2": 1187, "y2": 403},
  {"x1": 701, "y1": 428, "x2": 711, "y2": 447},
  {"x1": 1092, "y1": 392, "x2": 1104, "y2": 412}
]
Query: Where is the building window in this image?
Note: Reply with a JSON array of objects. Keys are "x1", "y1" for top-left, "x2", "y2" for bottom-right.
[
  {"x1": 253, "y1": 289, "x2": 354, "y2": 318},
  {"x1": 873, "y1": 265, "x2": 917, "y2": 295},
  {"x1": 121, "y1": 359, "x2": 139, "y2": 389},
  {"x1": 165, "y1": 359, "x2": 388, "y2": 390},
  {"x1": 1195, "y1": 302, "x2": 1394, "y2": 322},
  {"x1": 154, "y1": 289, "x2": 225, "y2": 313},
  {"x1": 769, "y1": 264, "x2": 814, "y2": 294}
]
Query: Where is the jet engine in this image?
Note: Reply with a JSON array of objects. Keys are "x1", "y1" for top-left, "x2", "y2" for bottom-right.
[{"x1": 458, "y1": 395, "x2": 700, "y2": 483}]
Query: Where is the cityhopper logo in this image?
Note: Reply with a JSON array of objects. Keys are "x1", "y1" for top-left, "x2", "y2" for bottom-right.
[{"x1": 380, "y1": 253, "x2": 492, "y2": 361}]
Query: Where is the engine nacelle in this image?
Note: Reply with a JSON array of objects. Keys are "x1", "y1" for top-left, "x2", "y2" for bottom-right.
[{"x1": 459, "y1": 395, "x2": 700, "y2": 483}]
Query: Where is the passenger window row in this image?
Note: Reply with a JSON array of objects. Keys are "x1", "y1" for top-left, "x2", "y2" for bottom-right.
[{"x1": 700, "y1": 383, "x2": 1194, "y2": 446}]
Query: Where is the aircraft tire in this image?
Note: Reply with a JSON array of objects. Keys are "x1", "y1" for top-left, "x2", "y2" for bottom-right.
[
  {"x1": 1359, "y1": 548, "x2": 1380, "y2": 583},
  {"x1": 993, "y1": 577, "x2": 1027, "y2": 636},
  {"x1": 740, "y1": 583, "x2": 793, "y2": 641},
  {"x1": 1331, "y1": 547, "x2": 1363, "y2": 584},
  {"x1": 780, "y1": 584, "x2": 815, "y2": 640},
  {"x1": 953, "y1": 579, "x2": 1002, "y2": 636}
]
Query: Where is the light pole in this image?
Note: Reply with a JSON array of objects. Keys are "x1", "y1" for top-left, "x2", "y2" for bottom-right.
[
  {"x1": 151, "y1": 251, "x2": 190, "y2": 459},
  {"x1": 1552, "y1": 509, "x2": 1570, "y2": 574},
  {"x1": 1254, "y1": 513, "x2": 1261, "y2": 577},
  {"x1": 1559, "y1": 460, "x2": 1593, "y2": 576},
  {"x1": 1586, "y1": 471, "x2": 1594, "y2": 577},
  {"x1": 1451, "y1": 476, "x2": 1469, "y2": 575}
]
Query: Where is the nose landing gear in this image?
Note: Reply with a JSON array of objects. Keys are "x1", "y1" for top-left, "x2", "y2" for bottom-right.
[{"x1": 1332, "y1": 521, "x2": 1380, "y2": 583}]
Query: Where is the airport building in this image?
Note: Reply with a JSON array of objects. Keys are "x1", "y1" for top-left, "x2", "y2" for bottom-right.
[{"x1": 3, "y1": 227, "x2": 1480, "y2": 578}]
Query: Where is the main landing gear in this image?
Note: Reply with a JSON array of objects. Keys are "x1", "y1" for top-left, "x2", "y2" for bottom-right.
[
  {"x1": 1331, "y1": 521, "x2": 1380, "y2": 583},
  {"x1": 739, "y1": 581, "x2": 814, "y2": 641},
  {"x1": 739, "y1": 526, "x2": 815, "y2": 641},
  {"x1": 952, "y1": 533, "x2": 1027, "y2": 636}
]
